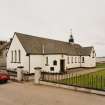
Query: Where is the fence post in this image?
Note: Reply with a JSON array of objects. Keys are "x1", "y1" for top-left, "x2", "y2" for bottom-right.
[
  {"x1": 17, "y1": 66, "x2": 24, "y2": 82},
  {"x1": 34, "y1": 67, "x2": 42, "y2": 84}
]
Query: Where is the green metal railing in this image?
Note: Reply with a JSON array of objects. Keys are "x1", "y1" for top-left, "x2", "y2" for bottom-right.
[{"x1": 41, "y1": 72, "x2": 105, "y2": 91}]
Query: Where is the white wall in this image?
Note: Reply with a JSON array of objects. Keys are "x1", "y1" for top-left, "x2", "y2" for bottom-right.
[
  {"x1": 30, "y1": 54, "x2": 75, "y2": 73},
  {"x1": 7, "y1": 34, "x2": 29, "y2": 72},
  {"x1": 30, "y1": 55, "x2": 43, "y2": 73},
  {"x1": 66, "y1": 56, "x2": 81, "y2": 69},
  {"x1": 81, "y1": 49, "x2": 96, "y2": 67},
  {"x1": 81, "y1": 56, "x2": 96, "y2": 67},
  {"x1": 29, "y1": 55, "x2": 62, "y2": 73},
  {"x1": 43, "y1": 55, "x2": 61, "y2": 73}
]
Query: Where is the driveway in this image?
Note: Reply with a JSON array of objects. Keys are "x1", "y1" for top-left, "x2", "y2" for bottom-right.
[{"x1": 0, "y1": 81, "x2": 105, "y2": 105}]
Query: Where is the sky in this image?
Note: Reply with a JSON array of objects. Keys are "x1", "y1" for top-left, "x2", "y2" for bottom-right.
[{"x1": 0, "y1": 0, "x2": 105, "y2": 57}]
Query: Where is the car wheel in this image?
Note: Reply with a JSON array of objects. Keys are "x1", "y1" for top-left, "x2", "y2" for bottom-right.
[{"x1": 4, "y1": 80, "x2": 7, "y2": 83}]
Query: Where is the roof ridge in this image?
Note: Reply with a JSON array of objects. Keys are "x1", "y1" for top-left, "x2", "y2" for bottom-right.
[
  {"x1": 14, "y1": 32, "x2": 92, "y2": 56},
  {"x1": 15, "y1": 32, "x2": 80, "y2": 46}
]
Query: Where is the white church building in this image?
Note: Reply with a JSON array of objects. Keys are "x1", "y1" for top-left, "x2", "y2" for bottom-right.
[{"x1": 7, "y1": 32, "x2": 96, "y2": 73}]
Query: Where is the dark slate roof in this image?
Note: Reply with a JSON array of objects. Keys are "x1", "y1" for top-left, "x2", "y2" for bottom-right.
[
  {"x1": 15, "y1": 32, "x2": 93, "y2": 56},
  {"x1": 81, "y1": 47, "x2": 93, "y2": 56}
]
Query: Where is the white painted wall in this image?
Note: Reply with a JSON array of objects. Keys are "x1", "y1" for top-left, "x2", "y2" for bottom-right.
[
  {"x1": 7, "y1": 34, "x2": 29, "y2": 72},
  {"x1": 66, "y1": 56, "x2": 81, "y2": 69},
  {"x1": 30, "y1": 54, "x2": 80, "y2": 73},
  {"x1": 30, "y1": 55, "x2": 43, "y2": 73},
  {"x1": 29, "y1": 55, "x2": 63, "y2": 73},
  {"x1": 43, "y1": 55, "x2": 61, "y2": 73},
  {"x1": 81, "y1": 56, "x2": 96, "y2": 67},
  {"x1": 81, "y1": 49, "x2": 96, "y2": 67}
]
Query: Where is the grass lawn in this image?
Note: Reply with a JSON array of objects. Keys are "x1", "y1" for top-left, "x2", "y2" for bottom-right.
[
  {"x1": 96, "y1": 63, "x2": 105, "y2": 68},
  {"x1": 59, "y1": 63, "x2": 105, "y2": 90}
]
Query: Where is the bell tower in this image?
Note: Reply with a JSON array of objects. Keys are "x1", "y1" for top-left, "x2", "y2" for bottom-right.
[{"x1": 69, "y1": 29, "x2": 74, "y2": 43}]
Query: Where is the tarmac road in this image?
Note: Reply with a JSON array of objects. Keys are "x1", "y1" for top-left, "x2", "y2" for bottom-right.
[{"x1": 0, "y1": 81, "x2": 105, "y2": 105}]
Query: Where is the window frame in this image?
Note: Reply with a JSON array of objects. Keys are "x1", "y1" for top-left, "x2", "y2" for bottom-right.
[
  {"x1": 71, "y1": 57, "x2": 73, "y2": 63},
  {"x1": 45, "y1": 57, "x2": 48, "y2": 66},
  {"x1": 15, "y1": 50, "x2": 17, "y2": 62},
  {"x1": 82, "y1": 57, "x2": 85, "y2": 63},
  {"x1": 75, "y1": 57, "x2": 77, "y2": 63},
  {"x1": 18, "y1": 50, "x2": 21, "y2": 63},
  {"x1": 92, "y1": 51, "x2": 95, "y2": 58},
  {"x1": 11, "y1": 50, "x2": 13, "y2": 62}
]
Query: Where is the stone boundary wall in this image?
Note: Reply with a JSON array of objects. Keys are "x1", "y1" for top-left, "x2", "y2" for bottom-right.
[{"x1": 40, "y1": 81, "x2": 105, "y2": 96}]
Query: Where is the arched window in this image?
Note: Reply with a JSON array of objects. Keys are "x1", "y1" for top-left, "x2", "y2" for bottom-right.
[
  {"x1": 15, "y1": 50, "x2": 17, "y2": 62},
  {"x1": 18, "y1": 50, "x2": 21, "y2": 62},
  {"x1": 71, "y1": 57, "x2": 73, "y2": 63},
  {"x1": 78, "y1": 57, "x2": 80, "y2": 63},
  {"x1": 11, "y1": 51, "x2": 13, "y2": 62},
  {"x1": 92, "y1": 51, "x2": 95, "y2": 58},
  {"x1": 45, "y1": 57, "x2": 48, "y2": 66},
  {"x1": 53, "y1": 60, "x2": 57, "y2": 66}
]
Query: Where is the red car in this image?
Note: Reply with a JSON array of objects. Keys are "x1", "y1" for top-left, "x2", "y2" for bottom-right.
[{"x1": 0, "y1": 72, "x2": 10, "y2": 83}]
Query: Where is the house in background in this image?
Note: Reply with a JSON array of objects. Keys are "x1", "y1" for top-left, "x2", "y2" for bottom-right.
[
  {"x1": 0, "y1": 41, "x2": 11, "y2": 68},
  {"x1": 7, "y1": 32, "x2": 96, "y2": 73}
]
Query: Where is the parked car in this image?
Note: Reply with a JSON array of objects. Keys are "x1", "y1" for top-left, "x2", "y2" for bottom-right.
[{"x1": 0, "y1": 72, "x2": 10, "y2": 83}]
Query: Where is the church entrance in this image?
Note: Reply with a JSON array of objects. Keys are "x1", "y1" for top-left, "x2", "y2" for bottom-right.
[{"x1": 60, "y1": 60, "x2": 65, "y2": 73}]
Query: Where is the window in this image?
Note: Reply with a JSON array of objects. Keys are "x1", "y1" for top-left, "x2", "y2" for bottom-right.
[
  {"x1": 45, "y1": 57, "x2": 48, "y2": 66},
  {"x1": 15, "y1": 50, "x2": 17, "y2": 62},
  {"x1": 18, "y1": 50, "x2": 21, "y2": 62},
  {"x1": 78, "y1": 57, "x2": 80, "y2": 63},
  {"x1": 11, "y1": 51, "x2": 13, "y2": 62},
  {"x1": 75, "y1": 57, "x2": 77, "y2": 63},
  {"x1": 11, "y1": 50, "x2": 21, "y2": 63},
  {"x1": 67, "y1": 56, "x2": 69, "y2": 64},
  {"x1": 53, "y1": 60, "x2": 57, "y2": 66},
  {"x1": 82, "y1": 57, "x2": 85, "y2": 63},
  {"x1": 50, "y1": 67, "x2": 54, "y2": 71},
  {"x1": 71, "y1": 57, "x2": 73, "y2": 63},
  {"x1": 92, "y1": 51, "x2": 95, "y2": 58}
]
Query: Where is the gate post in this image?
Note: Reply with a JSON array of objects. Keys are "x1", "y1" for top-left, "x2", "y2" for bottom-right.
[
  {"x1": 34, "y1": 67, "x2": 42, "y2": 84},
  {"x1": 17, "y1": 66, "x2": 24, "y2": 82}
]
